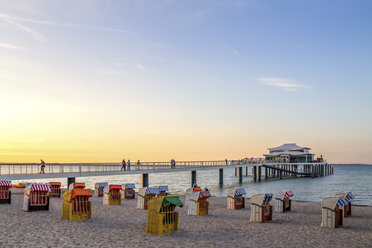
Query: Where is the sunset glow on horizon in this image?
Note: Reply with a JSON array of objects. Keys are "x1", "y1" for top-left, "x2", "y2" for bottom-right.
[{"x1": 1, "y1": 1, "x2": 371, "y2": 164}]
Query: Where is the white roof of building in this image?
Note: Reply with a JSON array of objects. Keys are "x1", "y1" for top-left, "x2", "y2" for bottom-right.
[
  {"x1": 268, "y1": 143, "x2": 310, "y2": 151},
  {"x1": 264, "y1": 151, "x2": 313, "y2": 157}
]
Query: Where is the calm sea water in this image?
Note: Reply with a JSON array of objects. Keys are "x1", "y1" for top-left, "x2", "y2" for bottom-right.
[{"x1": 12, "y1": 164, "x2": 372, "y2": 206}]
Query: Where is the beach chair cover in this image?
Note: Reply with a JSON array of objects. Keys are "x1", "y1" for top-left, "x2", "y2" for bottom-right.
[
  {"x1": 138, "y1": 187, "x2": 148, "y2": 197},
  {"x1": 95, "y1": 182, "x2": 108, "y2": 189},
  {"x1": 185, "y1": 188, "x2": 194, "y2": 206},
  {"x1": 227, "y1": 188, "x2": 246, "y2": 198},
  {"x1": 322, "y1": 196, "x2": 348, "y2": 210},
  {"x1": 71, "y1": 189, "x2": 92, "y2": 199},
  {"x1": 335, "y1": 192, "x2": 354, "y2": 203},
  {"x1": 103, "y1": 185, "x2": 121, "y2": 194},
  {"x1": 158, "y1": 186, "x2": 169, "y2": 192},
  {"x1": 25, "y1": 183, "x2": 51, "y2": 195},
  {"x1": 0, "y1": 181, "x2": 12, "y2": 187},
  {"x1": 125, "y1": 184, "x2": 135, "y2": 189},
  {"x1": 251, "y1": 193, "x2": 273, "y2": 206},
  {"x1": 189, "y1": 192, "x2": 200, "y2": 202}
]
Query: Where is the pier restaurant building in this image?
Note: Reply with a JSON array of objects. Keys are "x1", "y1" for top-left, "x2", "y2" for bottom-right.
[{"x1": 263, "y1": 143, "x2": 314, "y2": 163}]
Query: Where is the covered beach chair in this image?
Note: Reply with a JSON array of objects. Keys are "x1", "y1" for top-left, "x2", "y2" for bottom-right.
[
  {"x1": 62, "y1": 189, "x2": 92, "y2": 221},
  {"x1": 95, "y1": 182, "x2": 108, "y2": 197},
  {"x1": 187, "y1": 188, "x2": 211, "y2": 216},
  {"x1": 185, "y1": 184, "x2": 202, "y2": 207},
  {"x1": 227, "y1": 188, "x2": 246, "y2": 210},
  {"x1": 157, "y1": 186, "x2": 169, "y2": 196},
  {"x1": 69, "y1": 183, "x2": 85, "y2": 190},
  {"x1": 0, "y1": 181, "x2": 12, "y2": 204},
  {"x1": 274, "y1": 191, "x2": 294, "y2": 212},
  {"x1": 137, "y1": 187, "x2": 160, "y2": 210},
  {"x1": 23, "y1": 183, "x2": 51, "y2": 212},
  {"x1": 321, "y1": 196, "x2": 348, "y2": 228},
  {"x1": 146, "y1": 196, "x2": 184, "y2": 236},
  {"x1": 335, "y1": 192, "x2": 354, "y2": 217},
  {"x1": 103, "y1": 185, "x2": 122, "y2": 205},
  {"x1": 121, "y1": 183, "x2": 135, "y2": 199},
  {"x1": 49, "y1": 182, "x2": 62, "y2": 198},
  {"x1": 250, "y1": 193, "x2": 273, "y2": 223}
]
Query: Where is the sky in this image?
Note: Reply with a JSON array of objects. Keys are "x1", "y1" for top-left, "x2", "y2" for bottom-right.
[{"x1": 0, "y1": 0, "x2": 371, "y2": 163}]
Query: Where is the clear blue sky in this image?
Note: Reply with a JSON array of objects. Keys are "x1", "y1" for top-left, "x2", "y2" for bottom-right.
[{"x1": 0, "y1": 0, "x2": 371, "y2": 163}]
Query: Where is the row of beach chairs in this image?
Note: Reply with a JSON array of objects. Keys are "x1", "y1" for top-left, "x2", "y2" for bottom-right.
[{"x1": 0, "y1": 180, "x2": 355, "y2": 235}]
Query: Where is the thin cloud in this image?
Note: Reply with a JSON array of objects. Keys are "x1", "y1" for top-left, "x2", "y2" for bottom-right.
[
  {"x1": 1, "y1": 16, "x2": 46, "y2": 42},
  {"x1": 258, "y1": 78, "x2": 310, "y2": 91},
  {"x1": 223, "y1": 46, "x2": 240, "y2": 56},
  {"x1": 0, "y1": 42, "x2": 27, "y2": 50},
  {"x1": 0, "y1": 13, "x2": 130, "y2": 34}
]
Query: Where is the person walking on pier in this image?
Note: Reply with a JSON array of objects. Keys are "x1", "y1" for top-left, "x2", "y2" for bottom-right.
[
  {"x1": 136, "y1": 160, "x2": 141, "y2": 171},
  {"x1": 40, "y1": 159, "x2": 45, "y2": 174},
  {"x1": 127, "y1": 159, "x2": 131, "y2": 171},
  {"x1": 121, "y1": 159, "x2": 126, "y2": 171},
  {"x1": 225, "y1": 158, "x2": 228, "y2": 165},
  {"x1": 171, "y1": 159, "x2": 176, "y2": 169}
]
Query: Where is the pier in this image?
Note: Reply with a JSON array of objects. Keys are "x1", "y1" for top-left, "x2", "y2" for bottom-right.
[{"x1": 0, "y1": 160, "x2": 333, "y2": 187}]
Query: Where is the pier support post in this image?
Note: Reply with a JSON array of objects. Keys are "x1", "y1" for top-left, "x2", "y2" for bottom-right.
[
  {"x1": 258, "y1": 166, "x2": 261, "y2": 182},
  {"x1": 219, "y1": 168, "x2": 223, "y2": 187},
  {"x1": 235, "y1": 167, "x2": 237, "y2": 176},
  {"x1": 238, "y1": 167, "x2": 243, "y2": 184},
  {"x1": 67, "y1": 177, "x2": 75, "y2": 187},
  {"x1": 265, "y1": 167, "x2": 268, "y2": 179},
  {"x1": 245, "y1": 167, "x2": 248, "y2": 176},
  {"x1": 253, "y1": 166, "x2": 257, "y2": 182},
  {"x1": 142, "y1": 173, "x2": 149, "y2": 187},
  {"x1": 191, "y1": 170, "x2": 197, "y2": 187},
  {"x1": 279, "y1": 170, "x2": 282, "y2": 179}
]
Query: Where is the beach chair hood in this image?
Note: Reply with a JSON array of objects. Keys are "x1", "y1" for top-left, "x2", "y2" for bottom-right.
[
  {"x1": 335, "y1": 192, "x2": 354, "y2": 203},
  {"x1": 138, "y1": 187, "x2": 160, "y2": 197},
  {"x1": 251, "y1": 193, "x2": 273, "y2": 206},
  {"x1": 0, "y1": 181, "x2": 11, "y2": 187},
  {"x1": 158, "y1": 186, "x2": 169, "y2": 192},
  {"x1": 71, "y1": 189, "x2": 93, "y2": 199},
  {"x1": 95, "y1": 182, "x2": 108, "y2": 189},
  {"x1": 124, "y1": 183, "x2": 135, "y2": 189},
  {"x1": 322, "y1": 196, "x2": 348, "y2": 210},
  {"x1": 50, "y1": 182, "x2": 61, "y2": 186},
  {"x1": 228, "y1": 188, "x2": 246, "y2": 198}
]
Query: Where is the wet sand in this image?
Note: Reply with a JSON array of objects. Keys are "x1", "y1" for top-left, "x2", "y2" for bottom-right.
[{"x1": 1, "y1": 192, "x2": 371, "y2": 247}]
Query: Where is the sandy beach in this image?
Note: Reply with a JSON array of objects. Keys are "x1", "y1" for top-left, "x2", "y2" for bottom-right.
[{"x1": 1, "y1": 191, "x2": 371, "y2": 248}]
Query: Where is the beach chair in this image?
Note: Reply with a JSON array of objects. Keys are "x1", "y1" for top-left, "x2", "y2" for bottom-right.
[
  {"x1": 274, "y1": 191, "x2": 294, "y2": 212},
  {"x1": 250, "y1": 193, "x2": 273, "y2": 223},
  {"x1": 103, "y1": 185, "x2": 122, "y2": 205},
  {"x1": 121, "y1": 184, "x2": 135, "y2": 199},
  {"x1": 321, "y1": 196, "x2": 348, "y2": 228},
  {"x1": 227, "y1": 188, "x2": 246, "y2": 210},
  {"x1": 146, "y1": 196, "x2": 184, "y2": 236},
  {"x1": 187, "y1": 188, "x2": 211, "y2": 216},
  {"x1": 335, "y1": 192, "x2": 354, "y2": 217},
  {"x1": 62, "y1": 189, "x2": 92, "y2": 221},
  {"x1": 137, "y1": 187, "x2": 159, "y2": 210},
  {"x1": 69, "y1": 183, "x2": 86, "y2": 190},
  {"x1": 23, "y1": 183, "x2": 51, "y2": 212},
  {"x1": 157, "y1": 186, "x2": 169, "y2": 196},
  {"x1": 49, "y1": 182, "x2": 62, "y2": 198},
  {"x1": 0, "y1": 181, "x2": 12, "y2": 204},
  {"x1": 95, "y1": 182, "x2": 108, "y2": 197}
]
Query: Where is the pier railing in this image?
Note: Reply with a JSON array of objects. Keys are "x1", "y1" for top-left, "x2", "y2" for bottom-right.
[{"x1": 0, "y1": 159, "x2": 261, "y2": 176}]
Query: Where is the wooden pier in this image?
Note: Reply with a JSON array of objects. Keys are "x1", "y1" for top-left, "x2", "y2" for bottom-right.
[{"x1": 0, "y1": 160, "x2": 333, "y2": 187}]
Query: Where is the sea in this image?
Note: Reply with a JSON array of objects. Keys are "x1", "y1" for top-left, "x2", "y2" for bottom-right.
[{"x1": 11, "y1": 164, "x2": 372, "y2": 206}]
